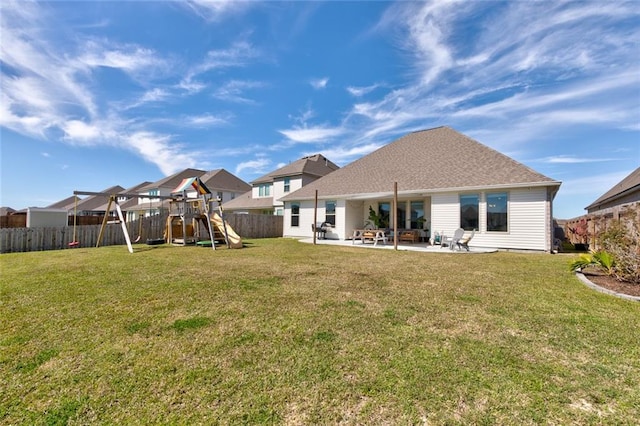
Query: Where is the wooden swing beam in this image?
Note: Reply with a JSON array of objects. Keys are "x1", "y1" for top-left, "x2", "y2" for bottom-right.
[{"x1": 73, "y1": 190, "x2": 176, "y2": 254}]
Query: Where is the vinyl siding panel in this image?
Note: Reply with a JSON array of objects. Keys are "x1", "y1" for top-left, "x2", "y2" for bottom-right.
[
  {"x1": 431, "y1": 193, "x2": 460, "y2": 236},
  {"x1": 431, "y1": 188, "x2": 549, "y2": 251},
  {"x1": 472, "y1": 188, "x2": 548, "y2": 251}
]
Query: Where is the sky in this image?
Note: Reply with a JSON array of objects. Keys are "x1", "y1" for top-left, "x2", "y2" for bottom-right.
[{"x1": 1, "y1": 0, "x2": 638, "y2": 219}]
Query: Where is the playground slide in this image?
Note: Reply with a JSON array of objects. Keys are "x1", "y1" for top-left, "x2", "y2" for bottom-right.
[{"x1": 210, "y1": 212, "x2": 243, "y2": 249}]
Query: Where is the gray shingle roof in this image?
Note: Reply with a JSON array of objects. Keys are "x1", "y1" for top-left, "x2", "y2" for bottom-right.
[
  {"x1": 140, "y1": 168, "x2": 207, "y2": 192},
  {"x1": 222, "y1": 191, "x2": 275, "y2": 210},
  {"x1": 585, "y1": 167, "x2": 640, "y2": 210},
  {"x1": 281, "y1": 126, "x2": 560, "y2": 201},
  {"x1": 77, "y1": 185, "x2": 126, "y2": 211},
  {"x1": 252, "y1": 154, "x2": 339, "y2": 184},
  {"x1": 199, "y1": 169, "x2": 251, "y2": 193},
  {"x1": 46, "y1": 196, "x2": 80, "y2": 210}
]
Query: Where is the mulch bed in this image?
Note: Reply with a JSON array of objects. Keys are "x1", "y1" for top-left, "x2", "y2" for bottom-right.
[{"x1": 582, "y1": 269, "x2": 640, "y2": 297}]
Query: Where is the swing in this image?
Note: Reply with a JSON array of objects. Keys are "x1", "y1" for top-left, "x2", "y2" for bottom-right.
[
  {"x1": 68, "y1": 196, "x2": 80, "y2": 248},
  {"x1": 133, "y1": 212, "x2": 143, "y2": 243}
]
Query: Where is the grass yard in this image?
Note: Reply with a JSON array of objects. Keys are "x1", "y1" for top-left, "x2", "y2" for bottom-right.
[{"x1": 1, "y1": 238, "x2": 639, "y2": 424}]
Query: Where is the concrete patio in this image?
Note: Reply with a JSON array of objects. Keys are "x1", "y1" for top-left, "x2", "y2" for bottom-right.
[{"x1": 298, "y1": 237, "x2": 498, "y2": 253}]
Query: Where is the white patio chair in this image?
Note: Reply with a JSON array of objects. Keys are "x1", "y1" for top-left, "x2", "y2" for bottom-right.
[{"x1": 456, "y1": 229, "x2": 475, "y2": 251}]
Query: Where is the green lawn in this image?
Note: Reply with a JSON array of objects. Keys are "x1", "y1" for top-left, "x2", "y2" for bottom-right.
[{"x1": 1, "y1": 239, "x2": 639, "y2": 424}]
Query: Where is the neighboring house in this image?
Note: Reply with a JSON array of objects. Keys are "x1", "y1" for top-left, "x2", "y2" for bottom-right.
[
  {"x1": 47, "y1": 196, "x2": 80, "y2": 212},
  {"x1": 585, "y1": 167, "x2": 640, "y2": 214},
  {"x1": 138, "y1": 168, "x2": 250, "y2": 215},
  {"x1": 0, "y1": 207, "x2": 17, "y2": 216},
  {"x1": 73, "y1": 185, "x2": 126, "y2": 216},
  {"x1": 223, "y1": 154, "x2": 339, "y2": 215},
  {"x1": 280, "y1": 126, "x2": 562, "y2": 252}
]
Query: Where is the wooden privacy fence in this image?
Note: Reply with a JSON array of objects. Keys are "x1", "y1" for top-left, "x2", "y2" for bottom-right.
[
  {"x1": 0, "y1": 213, "x2": 283, "y2": 254},
  {"x1": 564, "y1": 201, "x2": 640, "y2": 250}
]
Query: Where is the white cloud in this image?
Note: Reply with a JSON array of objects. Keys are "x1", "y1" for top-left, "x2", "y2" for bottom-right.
[
  {"x1": 185, "y1": 113, "x2": 229, "y2": 127},
  {"x1": 235, "y1": 157, "x2": 272, "y2": 176},
  {"x1": 278, "y1": 126, "x2": 345, "y2": 143},
  {"x1": 188, "y1": 41, "x2": 259, "y2": 80},
  {"x1": 183, "y1": 0, "x2": 253, "y2": 22},
  {"x1": 213, "y1": 80, "x2": 264, "y2": 104},
  {"x1": 125, "y1": 132, "x2": 201, "y2": 176},
  {"x1": 346, "y1": 83, "x2": 380, "y2": 97},
  {"x1": 62, "y1": 120, "x2": 102, "y2": 143},
  {"x1": 320, "y1": 142, "x2": 384, "y2": 165},
  {"x1": 310, "y1": 77, "x2": 329, "y2": 90},
  {"x1": 538, "y1": 155, "x2": 618, "y2": 164},
  {"x1": 76, "y1": 40, "x2": 163, "y2": 74}
]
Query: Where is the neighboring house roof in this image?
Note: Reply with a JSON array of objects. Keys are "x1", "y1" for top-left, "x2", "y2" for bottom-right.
[
  {"x1": 94, "y1": 182, "x2": 153, "y2": 211},
  {"x1": 0, "y1": 207, "x2": 16, "y2": 215},
  {"x1": 223, "y1": 191, "x2": 275, "y2": 210},
  {"x1": 47, "y1": 196, "x2": 80, "y2": 210},
  {"x1": 252, "y1": 154, "x2": 339, "y2": 184},
  {"x1": 199, "y1": 169, "x2": 252, "y2": 194},
  {"x1": 585, "y1": 167, "x2": 640, "y2": 211},
  {"x1": 282, "y1": 126, "x2": 560, "y2": 201},
  {"x1": 77, "y1": 185, "x2": 126, "y2": 211},
  {"x1": 140, "y1": 168, "x2": 207, "y2": 192}
]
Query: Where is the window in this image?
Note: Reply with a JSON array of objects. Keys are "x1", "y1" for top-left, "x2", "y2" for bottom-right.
[
  {"x1": 460, "y1": 194, "x2": 479, "y2": 231},
  {"x1": 410, "y1": 201, "x2": 424, "y2": 229},
  {"x1": 291, "y1": 203, "x2": 300, "y2": 227},
  {"x1": 284, "y1": 177, "x2": 290, "y2": 193},
  {"x1": 275, "y1": 208, "x2": 283, "y2": 216},
  {"x1": 378, "y1": 202, "x2": 390, "y2": 228},
  {"x1": 486, "y1": 192, "x2": 508, "y2": 232},
  {"x1": 396, "y1": 201, "x2": 407, "y2": 228},
  {"x1": 258, "y1": 184, "x2": 271, "y2": 197},
  {"x1": 325, "y1": 200, "x2": 336, "y2": 225}
]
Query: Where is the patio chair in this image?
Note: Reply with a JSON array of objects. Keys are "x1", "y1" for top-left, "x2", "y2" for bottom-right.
[
  {"x1": 441, "y1": 228, "x2": 464, "y2": 250},
  {"x1": 456, "y1": 229, "x2": 475, "y2": 251},
  {"x1": 312, "y1": 223, "x2": 325, "y2": 239}
]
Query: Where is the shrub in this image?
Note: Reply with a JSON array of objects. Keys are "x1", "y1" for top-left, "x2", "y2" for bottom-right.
[
  {"x1": 597, "y1": 219, "x2": 640, "y2": 284},
  {"x1": 569, "y1": 250, "x2": 615, "y2": 276}
]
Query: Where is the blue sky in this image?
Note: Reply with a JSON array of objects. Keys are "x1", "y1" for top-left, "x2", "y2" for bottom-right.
[{"x1": 1, "y1": 0, "x2": 638, "y2": 219}]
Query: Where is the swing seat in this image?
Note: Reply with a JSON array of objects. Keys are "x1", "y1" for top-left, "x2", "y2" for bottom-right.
[
  {"x1": 69, "y1": 241, "x2": 80, "y2": 248},
  {"x1": 146, "y1": 238, "x2": 164, "y2": 245},
  {"x1": 133, "y1": 236, "x2": 142, "y2": 243}
]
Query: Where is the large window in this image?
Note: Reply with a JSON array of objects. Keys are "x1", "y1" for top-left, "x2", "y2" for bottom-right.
[
  {"x1": 325, "y1": 200, "x2": 336, "y2": 225},
  {"x1": 378, "y1": 202, "x2": 391, "y2": 228},
  {"x1": 284, "y1": 177, "x2": 290, "y2": 193},
  {"x1": 259, "y1": 184, "x2": 271, "y2": 197},
  {"x1": 460, "y1": 194, "x2": 479, "y2": 231},
  {"x1": 291, "y1": 203, "x2": 300, "y2": 227},
  {"x1": 486, "y1": 192, "x2": 508, "y2": 232},
  {"x1": 410, "y1": 201, "x2": 424, "y2": 229}
]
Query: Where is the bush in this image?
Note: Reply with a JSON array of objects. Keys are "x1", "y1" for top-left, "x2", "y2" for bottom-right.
[
  {"x1": 598, "y1": 219, "x2": 640, "y2": 284},
  {"x1": 569, "y1": 250, "x2": 615, "y2": 276}
]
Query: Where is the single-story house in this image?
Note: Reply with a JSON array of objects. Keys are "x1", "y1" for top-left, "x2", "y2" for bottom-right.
[{"x1": 280, "y1": 126, "x2": 562, "y2": 252}]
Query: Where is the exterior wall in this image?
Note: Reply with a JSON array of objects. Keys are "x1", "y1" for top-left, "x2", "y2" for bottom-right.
[
  {"x1": 283, "y1": 199, "x2": 346, "y2": 239},
  {"x1": 272, "y1": 176, "x2": 303, "y2": 207},
  {"x1": 283, "y1": 200, "x2": 315, "y2": 238},
  {"x1": 284, "y1": 187, "x2": 552, "y2": 250},
  {"x1": 431, "y1": 187, "x2": 550, "y2": 251},
  {"x1": 345, "y1": 200, "x2": 366, "y2": 237}
]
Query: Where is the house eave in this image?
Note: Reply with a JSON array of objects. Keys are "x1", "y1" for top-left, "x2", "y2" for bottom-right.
[{"x1": 283, "y1": 181, "x2": 562, "y2": 202}]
